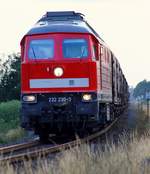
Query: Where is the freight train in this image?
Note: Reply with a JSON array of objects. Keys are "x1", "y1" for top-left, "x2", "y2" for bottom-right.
[{"x1": 20, "y1": 11, "x2": 128, "y2": 141}]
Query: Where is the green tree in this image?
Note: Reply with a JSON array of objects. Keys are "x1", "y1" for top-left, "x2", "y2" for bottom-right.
[
  {"x1": 0, "y1": 58, "x2": 3, "y2": 76},
  {"x1": 133, "y1": 80, "x2": 150, "y2": 99},
  {"x1": 0, "y1": 54, "x2": 21, "y2": 102}
]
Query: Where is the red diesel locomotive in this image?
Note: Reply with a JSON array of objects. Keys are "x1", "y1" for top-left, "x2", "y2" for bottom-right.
[{"x1": 20, "y1": 11, "x2": 128, "y2": 140}]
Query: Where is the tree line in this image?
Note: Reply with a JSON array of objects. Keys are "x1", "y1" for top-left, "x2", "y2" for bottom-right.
[
  {"x1": 0, "y1": 54, "x2": 20, "y2": 102},
  {"x1": 133, "y1": 80, "x2": 150, "y2": 99}
]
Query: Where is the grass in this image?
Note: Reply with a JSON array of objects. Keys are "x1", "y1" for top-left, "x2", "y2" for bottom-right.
[
  {"x1": 0, "y1": 132, "x2": 150, "y2": 174},
  {"x1": 53, "y1": 133, "x2": 150, "y2": 174},
  {"x1": 0, "y1": 103, "x2": 149, "y2": 173},
  {"x1": 136, "y1": 101, "x2": 150, "y2": 115},
  {"x1": 142, "y1": 104, "x2": 150, "y2": 116},
  {"x1": 0, "y1": 100, "x2": 25, "y2": 143}
]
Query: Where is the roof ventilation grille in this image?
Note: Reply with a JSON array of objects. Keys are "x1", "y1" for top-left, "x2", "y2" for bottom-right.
[{"x1": 39, "y1": 11, "x2": 85, "y2": 22}]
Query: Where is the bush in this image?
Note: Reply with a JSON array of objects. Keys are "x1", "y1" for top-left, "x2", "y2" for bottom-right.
[
  {"x1": 0, "y1": 54, "x2": 21, "y2": 102},
  {"x1": 0, "y1": 100, "x2": 24, "y2": 143},
  {"x1": 0, "y1": 100, "x2": 20, "y2": 131}
]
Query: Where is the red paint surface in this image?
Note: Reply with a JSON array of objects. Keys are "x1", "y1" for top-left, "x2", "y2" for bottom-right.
[{"x1": 21, "y1": 33, "x2": 99, "y2": 93}]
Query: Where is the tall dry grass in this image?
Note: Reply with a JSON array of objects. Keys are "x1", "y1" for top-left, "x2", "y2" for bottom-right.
[
  {"x1": 0, "y1": 132, "x2": 150, "y2": 174},
  {"x1": 136, "y1": 101, "x2": 150, "y2": 116},
  {"x1": 142, "y1": 104, "x2": 150, "y2": 117}
]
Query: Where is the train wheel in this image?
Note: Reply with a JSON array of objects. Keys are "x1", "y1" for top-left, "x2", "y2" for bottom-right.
[
  {"x1": 106, "y1": 103, "x2": 111, "y2": 122},
  {"x1": 99, "y1": 103, "x2": 106, "y2": 125},
  {"x1": 110, "y1": 105, "x2": 115, "y2": 121}
]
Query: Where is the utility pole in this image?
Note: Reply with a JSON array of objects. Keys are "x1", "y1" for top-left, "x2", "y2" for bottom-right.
[
  {"x1": 137, "y1": 97, "x2": 140, "y2": 110},
  {"x1": 140, "y1": 95, "x2": 144, "y2": 111},
  {"x1": 146, "y1": 92, "x2": 150, "y2": 117}
]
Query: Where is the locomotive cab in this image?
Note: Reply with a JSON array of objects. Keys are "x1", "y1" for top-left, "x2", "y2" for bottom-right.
[{"x1": 21, "y1": 31, "x2": 101, "y2": 135}]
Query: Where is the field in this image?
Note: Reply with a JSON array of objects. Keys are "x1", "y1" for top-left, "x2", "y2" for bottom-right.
[
  {"x1": 0, "y1": 131, "x2": 150, "y2": 174},
  {"x1": 0, "y1": 101, "x2": 150, "y2": 173},
  {"x1": 0, "y1": 100, "x2": 24, "y2": 143}
]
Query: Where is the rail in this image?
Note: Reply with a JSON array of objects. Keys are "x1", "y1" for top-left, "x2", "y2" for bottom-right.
[
  {"x1": 0, "y1": 139, "x2": 39, "y2": 154},
  {"x1": 0, "y1": 118, "x2": 118, "y2": 163}
]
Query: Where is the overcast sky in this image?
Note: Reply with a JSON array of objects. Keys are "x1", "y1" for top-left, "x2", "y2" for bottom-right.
[{"x1": 0, "y1": 0, "x2": 149, "y2": 87}]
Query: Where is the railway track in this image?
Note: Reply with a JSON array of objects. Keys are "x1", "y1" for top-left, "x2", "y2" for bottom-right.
[
  {"x1": 0, "y1": 118, "x2": 118, "y2": 163},
  {"x1": 0, "y1": 139, "x2": 40, "y2": 154}
]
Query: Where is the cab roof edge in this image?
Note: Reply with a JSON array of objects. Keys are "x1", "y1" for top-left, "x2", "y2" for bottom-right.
[{"x1": 38, "y1": 11, "x2": 85, "y2": 22}]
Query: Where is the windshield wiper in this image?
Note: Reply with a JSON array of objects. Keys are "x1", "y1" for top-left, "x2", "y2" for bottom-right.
[
  {"x1": 80, "y1": 47, "x2": 86, "y2": 59},
  {"x1": 31, "y1": 47, "x2": 37, "y2": 58}
]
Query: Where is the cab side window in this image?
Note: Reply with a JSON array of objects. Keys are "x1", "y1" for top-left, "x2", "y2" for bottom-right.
[{"x1": 92, "y1": 45, "x2": 97, "y2": 60}]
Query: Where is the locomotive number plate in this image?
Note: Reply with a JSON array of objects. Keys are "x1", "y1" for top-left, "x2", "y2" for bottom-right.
[{"x1": 48, "y1": 97, "x2": 72, "y2": 103}]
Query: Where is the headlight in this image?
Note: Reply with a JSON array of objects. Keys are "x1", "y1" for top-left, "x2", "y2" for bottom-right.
[
  {"x1": 54, "y1": 67, "x2": 63, "y2": 77},
  {"x1": 22, "y1": 95, "x2": 37, "y2": 103},
  {"x1": 82, "y1": 94, "x2": 92, "y2": 101}
]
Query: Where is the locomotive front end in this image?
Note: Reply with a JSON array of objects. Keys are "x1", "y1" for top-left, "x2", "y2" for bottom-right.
[{"x1": 21, "y1": 31, "x2": 100, "y2": 136}]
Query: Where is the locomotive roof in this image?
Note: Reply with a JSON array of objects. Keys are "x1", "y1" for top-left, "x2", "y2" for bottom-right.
[{"x1": 26, "y1": 11, "x2": 103, "y2": 42}]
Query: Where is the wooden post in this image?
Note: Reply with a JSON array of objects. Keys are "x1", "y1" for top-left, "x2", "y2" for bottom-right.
[
  {"x1": 138, "y1": 100, "x2": 140, "y2": 110},
  {"x1": 146, "y1": 92, "x2": 150, "y2": 116},
  {"x1": 140, "y1": 100, "x2": 143, "y2": 111},
  {"x1": 147, "y1": 99, "x2": 149, "y2": 116}
]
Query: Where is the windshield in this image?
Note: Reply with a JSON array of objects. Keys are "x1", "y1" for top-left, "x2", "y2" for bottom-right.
[
  {"x1": 28, "y1": 39, "x2": 54, "y2": 59},
  {"x1": 63, "y1": 39, "x2": 88, "y2": 58}
]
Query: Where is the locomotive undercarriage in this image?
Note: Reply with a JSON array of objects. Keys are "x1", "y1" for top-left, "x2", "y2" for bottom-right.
[
  {"x1": 21, "y1": 92, "x2": 100, "y2": 136},
  {"x1": 21, "y1": 92, "x2": 127, "y2": 141}
]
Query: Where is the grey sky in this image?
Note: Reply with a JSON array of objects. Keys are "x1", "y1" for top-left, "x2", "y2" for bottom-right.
[{"x1": 0, "y1": 0, "x2": 149, "y2": 86}]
